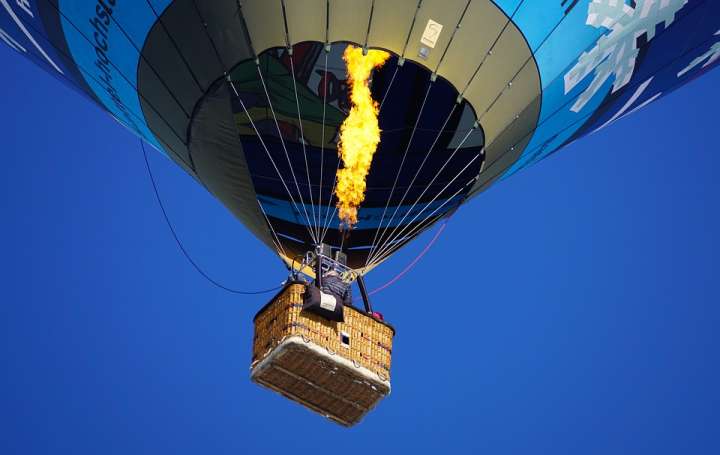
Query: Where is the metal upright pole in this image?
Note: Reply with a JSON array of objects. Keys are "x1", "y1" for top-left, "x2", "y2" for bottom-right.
[
  {"x1": 357, "y1": 275, "x2": 373, "y2": 314},
  {"x1": 315, "y1": 254, "x2": 323, "y2": 289}
]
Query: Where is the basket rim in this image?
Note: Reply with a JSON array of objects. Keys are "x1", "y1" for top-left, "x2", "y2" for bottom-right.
[{"x1": 252, "y1": 281, "x2": 396, "y2": 335}]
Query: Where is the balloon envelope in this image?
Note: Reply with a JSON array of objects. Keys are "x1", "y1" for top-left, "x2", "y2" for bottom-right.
[{"x1": 2, "y1": 0, "x2": 718, "y2": 271}]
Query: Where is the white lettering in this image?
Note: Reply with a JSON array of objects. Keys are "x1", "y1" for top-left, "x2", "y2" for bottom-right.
[
  {"x1": 0, "y1": 0, "x2": 63, "y2": 73},
  {"x1": 16, "y1": 0, "x2": 32, "y2": 18},
  {"x1": 592, "y1": 77, "x2": 654, "y2": 134},
  {"x1": 0, "y1": 27, "x2": 26, "y2": 52}
]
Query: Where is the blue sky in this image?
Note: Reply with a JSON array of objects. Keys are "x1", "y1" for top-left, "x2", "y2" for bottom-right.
[{"x1": 2, "y1": 43, "x2": 720, "y2": 454}]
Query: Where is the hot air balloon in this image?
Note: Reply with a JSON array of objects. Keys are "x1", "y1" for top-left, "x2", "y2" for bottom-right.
[{"x1": 3, "y1": 0, "x2": 718, "y2": 426}]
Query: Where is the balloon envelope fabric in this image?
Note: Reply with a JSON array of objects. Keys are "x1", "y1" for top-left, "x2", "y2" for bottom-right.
[{"x1": 2, "y1": 0, "x2": 718, "y2": 272}]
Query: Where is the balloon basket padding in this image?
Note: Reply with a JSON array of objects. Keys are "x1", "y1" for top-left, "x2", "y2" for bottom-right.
[{"x1": 250, "y1": 282, "x2": 394, "y2": 427}]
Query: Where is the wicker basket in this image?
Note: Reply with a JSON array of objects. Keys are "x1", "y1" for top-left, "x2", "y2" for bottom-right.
[{"x1": 251, "y1": 282, "x2": 395, "y2": 426}]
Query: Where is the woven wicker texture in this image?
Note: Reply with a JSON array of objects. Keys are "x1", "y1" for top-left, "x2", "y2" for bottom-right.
[
  {"x1": 251, "y1": 283, "x2": 394, "y2": 426},
  {"x1": 252, "y1": 283, "x2": 393, "y2": 379}
]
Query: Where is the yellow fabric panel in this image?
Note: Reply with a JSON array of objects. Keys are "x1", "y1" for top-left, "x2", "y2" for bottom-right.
[
  {"x1": 328, "y1": 0, "x2": 373, "y2": 45},
  {"x1": 366, "y1": 0, "x2": 418, "y2": 53},
  {"x1": 403, "y1": 0, "x2": 468, "y2": 71},
  {"x1": 284, "y1": 0, "x2": 327, "y2": 45},
  {"x1": 243, "y1": 0, "x2": 286, "y2": 53},
  {"x1": 435, "y1": 1, "x2": 506, "y2": 88},
  {"x1": 482, "y1": 62, "x2": 540, "y2": 147}
]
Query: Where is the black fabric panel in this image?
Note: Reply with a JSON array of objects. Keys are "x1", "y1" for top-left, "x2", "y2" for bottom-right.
[
  {"x1": 189, "y1": 80, "x2": 275, "y2": 252},
  {"x1": 137, "y1": 0, "x2": 275, "y2": 256},
  {"x1": 154, "y1": 0, "x2": 227, "y2": 90},
  {"x1": 193, "y1": 0, "x2": 254, "y2": 68},
  {"x1": 139, "y1": 15, "x2": 204, "y2": 116},
  {"x1": 137, "y1": 60, "x2": 191, "y2": 144},
  {"x1": 138, "y1": 0, "x2": 258, "y2": 172},
  {"x1": 139, "y1": 95, "x2": 191, "y2": 166}
]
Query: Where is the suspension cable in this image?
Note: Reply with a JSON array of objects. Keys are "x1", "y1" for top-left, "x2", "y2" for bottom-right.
[
  {"x1": 287, "y1": 52, "x2": 318, "y2": 239},
  {"x1": 255, "y1": 62, "x2": 318, "y2": 244},
  {"x1": 256, "y1": 199, "x2": 289, "y2": 258},
  {"x1": 187, "y1": 0, "x2": 319, "y2": 247},
  {"x1": 367, "y1": 211, "x2": 447, "y2": 271},
  {"x1": 367, "y1": 130, "x2": 480, "y2": 266},
  {"x1": 320, "y1": 203, "x2": 339, "y2": 245},
  {"x1": 141, "y1": 140, "x2": 282, "y2": 295},
  {"x1": 319, "y1": 23, "x2": 409, "y2": 246},
  {"x1": 367, "y1": 161, "x2": 479, "y2": 268},
  {"x1": 328, "y1": 0, "x2": 557, "y2": 264},
  {"x1": 317, "y1": 48, "x2": 330, "y2": 244},
  {"x1": 379, "y1": 63, "x2": 400, "y2": 110},
  {"x1": 364, "y1": 80, "x2": 434, "y2": 259},
  {"x1": 144, "y1": 0, "x2": 699, "y2": 273},
  {"x1": 227, "y1": 80, "x2": 315, "y2": 241},
  {"x1": 364, "y1": 0, "x2": 563, "y2": 265},
  {"x1": 364, "y1": 215, "x2": 450, "y2": 297},
  {"x1": 317, "y1": 58, "x2": 402, "y2": 246},
  {"x1": 365, "y1": 1, "x2": 529, "y2": 263},
  {"x1": 365, "y1": 0, "x2": 470, "y2": 251},
  {"x1": 364, "y1": 101, "x2": 458, "y2": 266}
]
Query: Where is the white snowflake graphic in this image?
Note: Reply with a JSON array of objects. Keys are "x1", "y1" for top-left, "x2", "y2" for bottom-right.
[
  {"x1": 564, "y1": 0, "x2": 688, "y2": 113},
  {"x1": 678, "y1": 30, "x2": 720, "y2": 78}
]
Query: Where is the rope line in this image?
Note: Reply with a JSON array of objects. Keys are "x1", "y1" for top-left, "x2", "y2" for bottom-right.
[
  {"x1": 367, "y1": 211, "x2": 448, "y2": 271},
  {"x1": 365, "y1": 216, "x2": 449, "y2": 297},
  {"x1": 433, "y1": 0, "x2": 472, "y2": 74},
  {"x1": 193, "y1": 1, "x2": 318, "y2": 246},
  {"x1": 401, "y1": 0, "x2": 425, "y2": 58},
  {"x1": 288, "y1": 53, "x2": 318, "y2": 240},
  {"x1": 256, "y1": 62, "x2": 318, "y2": 243},
  {"x1": 141, "y1": 140, "x2": 281, "y2": 295},
  {"x1": 320, "y1": 204, "x2": 339, "y2": 245},
  {"x1": 367, "y1": 130, "x2": 479, "y2": 266},
  {"x1": 186, "y1": 0, "x2": 319, "y2": 253},
  {"x1": 364, "y1": 80, "x2": 434, "y2": 260},
  {"x1": 460, "y1": 0, "x2": 527, "y2": 95},
  {"x1": 379, "y1": 63, "x2": 399, "y2": 110},
  {"x1": 319, "y1": 126, "x2": 343, "y2": 244},
  {"x1": 319, "y1": 43, "x2": 402, "y2": 246},
  {"x1": 364, "y1": 0, "x2": 593, "y2": 266},
  {"x1": 227, "y1": 80, "x2": 314, "y2": 240},
  {"x1": 317, "y1": 49, "x2": 330, "y2": 244},
  {"x1": 145, "y1": 0, "x2": 706, "y2": 275},
  {"x1": 364, "y1": 1, "x2": 526, "y2": 267},
  {"x1": 257, "y1": 199, "x2": 289, "y2": 258},
  {"x1": 367, "y1": 154, "x2": 479, "y2": 268},
  {"x1": 364, "y1": 101, "x2": 459, "y2": 266}
]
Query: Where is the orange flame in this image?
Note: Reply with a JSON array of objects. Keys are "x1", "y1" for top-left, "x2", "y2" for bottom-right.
[{"x1": 335, "y1": 45, "x2": 390, "y2": 227}]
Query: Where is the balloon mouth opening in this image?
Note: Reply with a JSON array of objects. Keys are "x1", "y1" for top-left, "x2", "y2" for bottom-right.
[{"x1": 217, "y1": 41, "x2": 484, "y2": 269}]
